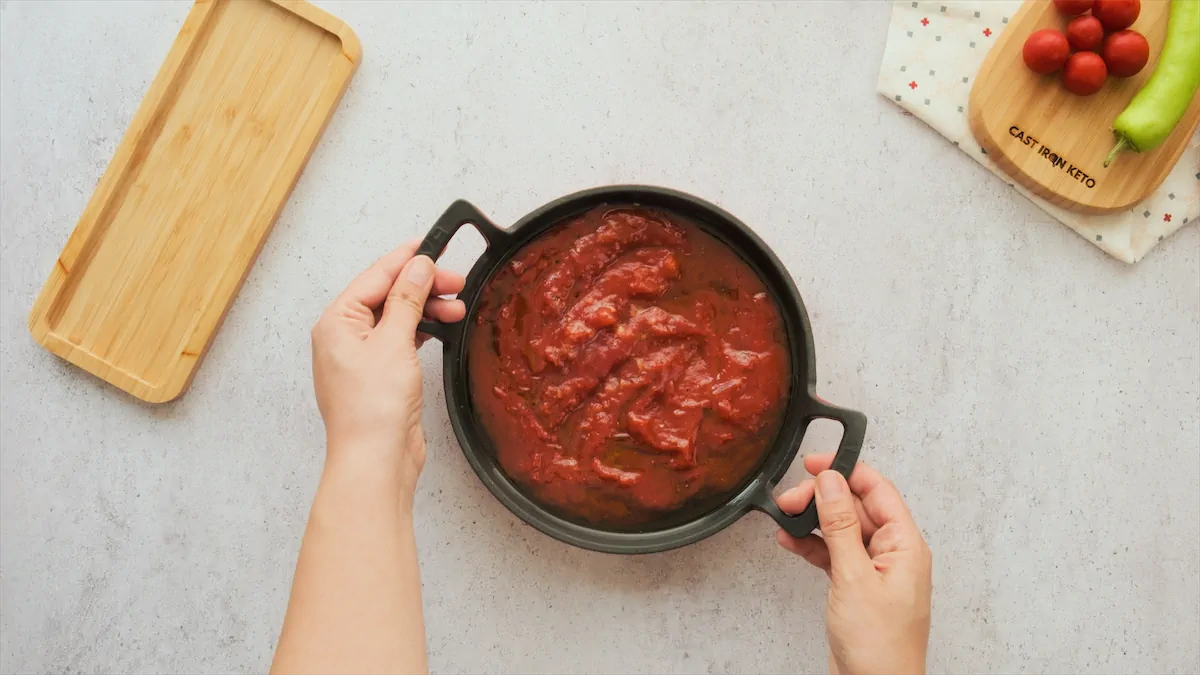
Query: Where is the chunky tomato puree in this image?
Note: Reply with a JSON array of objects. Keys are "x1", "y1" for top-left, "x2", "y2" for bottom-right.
[{"x1": 468, "y1": 206, "x2": 789, "y2": 528}]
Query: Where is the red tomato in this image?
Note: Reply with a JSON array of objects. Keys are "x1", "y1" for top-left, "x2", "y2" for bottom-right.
[
  {"x1": 1062, "y1": 52, "x2": 1108, "y2": 95},
  {"x1": 1066, "y1": 15, "x2": 1105, "y2": 52},
  {"x1": 1102, "y1": 30, "x2": 1150, "y2": 77},
  {"x1": 1092, "y1": 0, "x2": 1141, "y2": 31},
  {"x1": 1022, "y1": 29, "x2": 1071, "y2": 74},
  {"x1": 1054, "y1": 0, "x2": 1094, "y2": 15}
]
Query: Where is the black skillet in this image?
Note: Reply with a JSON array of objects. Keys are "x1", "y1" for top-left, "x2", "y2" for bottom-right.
[{"x1": 415, "y1": 185, "x2": 867, "y2": 554}]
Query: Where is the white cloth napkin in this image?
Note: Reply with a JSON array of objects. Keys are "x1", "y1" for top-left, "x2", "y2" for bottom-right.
[{"x1": 879, "y1": 0, "x2": 1198, "y2": 263}]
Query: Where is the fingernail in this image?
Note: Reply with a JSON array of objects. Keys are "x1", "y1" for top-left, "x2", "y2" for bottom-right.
[
  {"x1": 817, "y1": 470, "x2": 847, "y2": 498},
  {"x1": 405, "y1": 256, "x2": 434, "y2": 284}
]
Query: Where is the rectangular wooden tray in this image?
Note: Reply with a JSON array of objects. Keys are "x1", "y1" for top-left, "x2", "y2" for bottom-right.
[{"x1": 28, "y1": 0, "x2": 360, "y2": 402}]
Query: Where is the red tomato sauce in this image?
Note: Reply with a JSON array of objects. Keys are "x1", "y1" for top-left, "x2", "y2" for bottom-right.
[{"x1": 468, "y1": 206, "x2": 790, "y2": 528}]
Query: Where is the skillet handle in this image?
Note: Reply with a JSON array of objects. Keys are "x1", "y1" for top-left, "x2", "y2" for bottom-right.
[
  {"x1": 414, "y1": 200, "x2": 506, "y2": 342},
  {"x1": 753, "y1": 398, "x2": 868, "y2": 539}
]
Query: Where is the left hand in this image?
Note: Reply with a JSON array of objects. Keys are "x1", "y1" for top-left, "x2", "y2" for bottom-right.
[{"x1": 310, "y1": 240, "x2": 466, "y2": 497}]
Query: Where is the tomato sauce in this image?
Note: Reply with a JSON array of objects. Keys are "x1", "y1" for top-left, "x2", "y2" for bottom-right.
[{"x1": 468, "y1": 206, "x2": 790, "y2": 528}]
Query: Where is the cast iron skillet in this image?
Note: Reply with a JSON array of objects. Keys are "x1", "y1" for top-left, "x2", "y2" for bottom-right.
[{"x1": 415, "y1": 185, "x2": 867, "y2": 554}]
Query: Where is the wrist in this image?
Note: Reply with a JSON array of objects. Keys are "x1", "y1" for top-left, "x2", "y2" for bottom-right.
[
  {"x1": 321, "y1": 435, "x2": 424, "y2": 510},
  {"x1": 315, "y1": 459, "x2": 416, "y2": 518},
  {"x1": 880, "y1": 643, "x2": 926, "y2": 675}
]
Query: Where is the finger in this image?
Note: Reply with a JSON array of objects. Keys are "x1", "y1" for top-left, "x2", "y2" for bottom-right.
[
  {"x1": 367, "y1": 268, "x2": 462, "y2": 330},
  {"x1": 776, "y1": 479, "x2": 815, "y2": 514},
  {"x1": 423, "y1": 298, "x2": 467, "y2": 323},
  {"x1": 378, "y1": 255, "x2": 436, "y2": 340},
  {"x1": 778, "y1": 481, "x2": 880, "y2": 540},
  {"x1": 433, "y1": 268, "x2": 466, "y2": 296},
  {"x1": 803, "y1": 452, "x2": 835, "y2": 476},
  {"x1": 866, "y1": 522, "x2": 913, "y2": 559},
  {"x1": 814, "y1": 470, "x2": 874, "y2": 582},
  {"x1": 776, "y1": 530, "x2": 831, "y2": 574},
  {"x1": 415, "y1": 297, "x2": 465, "y2": 351},
  {"x1": 804, "y1": 453, "x2": 919, "y2": 536},
  {"x1": 333, "y1": 241, "x2": 421, "y2": 314},
  {"x1": 805, "y1": 453, "x2": 892, "y2": 497},
  {"x1": 867, "y1": 522, "x2": 932, "y2": 588},
  {"x1": 331, "y1": 239, "x2": 461, "y2": 313}
]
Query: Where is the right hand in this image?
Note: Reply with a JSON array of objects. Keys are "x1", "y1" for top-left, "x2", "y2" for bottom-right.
[
  {"x1": 777, "y1": 453, "x2": 932, "y2": 675},
  {"x1": 311, "y1": 241, "x2": 465, "y2": 499}
]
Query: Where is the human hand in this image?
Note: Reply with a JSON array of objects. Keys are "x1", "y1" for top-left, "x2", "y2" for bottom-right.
[
  {"x1": 777, "y1": 453, "x2": 932, "y2": 675},
  {"x1": 311, "y1": 240, "x2": 466, "y2": 498}
]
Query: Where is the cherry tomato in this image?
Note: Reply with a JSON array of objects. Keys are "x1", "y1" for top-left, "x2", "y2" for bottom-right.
[
  {"x1": 1092, "y1": 0, "x2": 1141, "y2": 31},
  {"x1": 1023, "y1": 29, "x2": 1071, "y2": 74},
  {"x1": 1054, "y1": 0, "x2": 1094, "y2": 15},
  {"x1": 1062, "y1": 52, "x2": 1108, "y2": 95},
  {"x1": 1066, "y1": 15, "x2": 1105, "y2": 52},
  {"x1": 1102, "y1": 30, "x2": 1150, "y2": 77}
]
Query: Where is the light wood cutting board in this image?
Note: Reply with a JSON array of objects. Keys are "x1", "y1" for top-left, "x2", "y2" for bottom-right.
[
  {"x1": 28, "y1": 0, "x2": 360, "y2": 403},
  {"x1": 969, "y1": 0, "x2": 1200, "y2": 214}
]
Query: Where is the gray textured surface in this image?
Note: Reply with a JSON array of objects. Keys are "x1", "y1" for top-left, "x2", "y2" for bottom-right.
[{"x1": 2, "y1": 1, "x2": 1198, "y2": 673}]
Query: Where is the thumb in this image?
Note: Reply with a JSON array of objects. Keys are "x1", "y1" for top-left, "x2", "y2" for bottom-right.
[
  {"x1": 814, "y1": 470, "x2": 874, "y2": 582},
  {"x1": 378, "y1": 255, "x2": 436, "y2": 340}
]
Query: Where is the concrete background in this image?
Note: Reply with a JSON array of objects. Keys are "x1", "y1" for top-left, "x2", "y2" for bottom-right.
[{"x1": 2, "y1": 1, "x2": 1198, "y2": 673}]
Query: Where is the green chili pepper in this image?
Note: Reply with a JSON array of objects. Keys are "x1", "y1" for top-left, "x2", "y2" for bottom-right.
[{"x1": 1104, "y1": 0, "x2": 1200, "y2": 167}]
